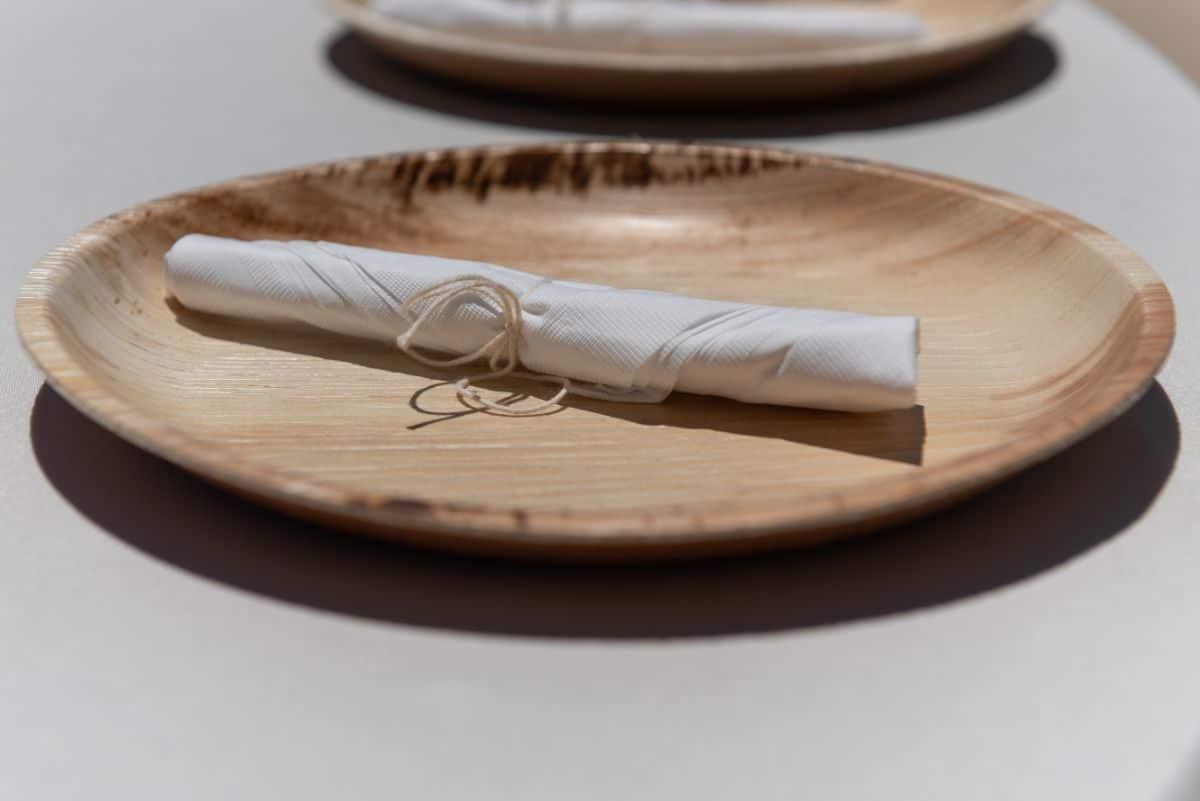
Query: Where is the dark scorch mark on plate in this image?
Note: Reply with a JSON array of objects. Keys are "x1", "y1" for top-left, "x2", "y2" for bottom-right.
[{"x1": 387, "y1": 144, "x2": 798, "y2": 205}]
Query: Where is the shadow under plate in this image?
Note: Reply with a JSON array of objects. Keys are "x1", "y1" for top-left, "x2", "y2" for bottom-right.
[
  {"x1": 30, "y1": 378, "x2": 1176, "y2": 639},
  {"x1": 324, "y1": 30, "x2": 1059, "y2": 137}
]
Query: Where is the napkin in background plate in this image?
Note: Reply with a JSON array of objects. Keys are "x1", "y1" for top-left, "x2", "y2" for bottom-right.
[{"x1": 371, "y1": 0, "x2": 928, "y2": 42}]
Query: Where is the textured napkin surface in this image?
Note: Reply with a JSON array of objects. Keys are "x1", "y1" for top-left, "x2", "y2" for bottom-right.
[
  {"x1": 166, "y1": 235, "x2": 919, "y2": 412},
  {"x1": 371, "y1": 0, "x2": 928, "y2": 41}
]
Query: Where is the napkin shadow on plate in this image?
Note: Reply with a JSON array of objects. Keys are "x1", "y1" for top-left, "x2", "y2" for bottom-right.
[
  {"x1": 324, "y1": 30, "x2": 1058, "y2": 137},
  {"x1": 172, "y1": 304, "x2": 926, "y2": 464},
  {"x1": 29, "y1": 380, "x2": 1177, "y2": 639}
]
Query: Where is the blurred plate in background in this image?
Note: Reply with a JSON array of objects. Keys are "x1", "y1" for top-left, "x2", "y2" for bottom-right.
[{"x1": 325, "y1": 0, "x2": 1053, "y2": 105}]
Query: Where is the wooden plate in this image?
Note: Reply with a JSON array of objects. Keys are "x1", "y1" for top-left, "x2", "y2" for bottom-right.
[
  {"x1": 325, "y1": 0, "x2": 1054, "y2": 105},
  {"x1": 16, "y1": 142, "x2": 1173, "y2": 561}
]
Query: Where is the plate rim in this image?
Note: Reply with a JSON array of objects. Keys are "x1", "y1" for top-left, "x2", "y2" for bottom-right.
[
  {"x1": 15, "y1": 141, "x2": 1175, "y2": 559},
  {"x1": 324, "y1": 0, "x2": 1056, "y2": 74}
]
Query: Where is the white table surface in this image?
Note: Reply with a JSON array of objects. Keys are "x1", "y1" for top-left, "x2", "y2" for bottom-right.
[{"x1": 3, "y1": 2, "x2": 1199, "y2": 799}]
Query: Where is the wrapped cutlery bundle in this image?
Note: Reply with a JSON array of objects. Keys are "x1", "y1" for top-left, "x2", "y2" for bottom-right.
[
  {"x1": 372, "y1": 0, "x2": 929, "y2": 43},
  {"x1": 166, "y1": 235, "x2": 919, "y2": 413}
]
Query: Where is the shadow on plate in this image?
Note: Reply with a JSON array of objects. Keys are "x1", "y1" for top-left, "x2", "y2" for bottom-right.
[
  {"x1": 324, "y1": 30, "x2": 1059, "y2": 137},
  {"x1": 30, "y1": 380, "x2": 1177, "y2": 639},
  {"x1": 172, "y1": 305, "x2": 927, "y2": 464}
]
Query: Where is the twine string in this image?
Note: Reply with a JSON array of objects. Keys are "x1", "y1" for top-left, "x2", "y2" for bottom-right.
[{"x1": 395, "y1": 276, "x2": 569, "y2": 416}]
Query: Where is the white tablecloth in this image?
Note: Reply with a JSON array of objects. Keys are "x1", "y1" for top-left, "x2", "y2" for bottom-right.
[{"x1": 1, "y1": 2, "x2": 1198, "y2": 799}]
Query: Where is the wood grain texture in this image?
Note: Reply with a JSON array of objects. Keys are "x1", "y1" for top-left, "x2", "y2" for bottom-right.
[
  {"x1": 324, "y1": 0, "x2": 1053, "y2": 105},
  {"x1": 15, "y1": 142, "x2": 1174, "y2": 560}
]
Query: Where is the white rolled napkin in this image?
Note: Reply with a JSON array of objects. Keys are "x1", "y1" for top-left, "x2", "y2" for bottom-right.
[
  {"x1": 165, "y1": 235, "x2": 919, "y2": 412},
  {"x1": 372, "y1": 0, "x2": 928, "y2": 42}
]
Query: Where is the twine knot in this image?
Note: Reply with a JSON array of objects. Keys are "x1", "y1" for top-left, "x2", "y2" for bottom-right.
[{"x1": 395, "y1": 276, "x2": 569, "y2": 415}]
